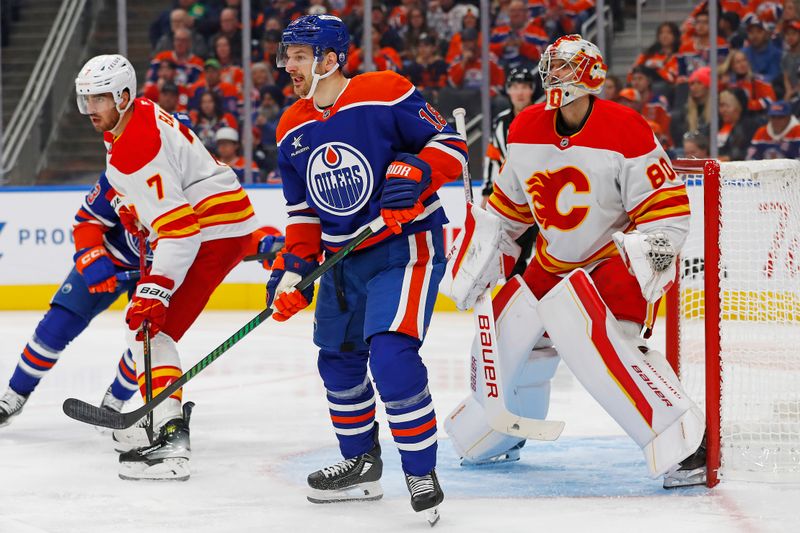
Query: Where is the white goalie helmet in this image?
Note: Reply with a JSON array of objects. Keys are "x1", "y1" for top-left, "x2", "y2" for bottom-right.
[
  {"x1": 75, "y1": 54, "x2": 136, "y2": 116},
  {"x1": 538, "y1": 34, "x2": 607, "y2": 110}
]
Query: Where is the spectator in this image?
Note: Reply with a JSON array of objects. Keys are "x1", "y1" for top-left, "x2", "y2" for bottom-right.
[
  {"x1": 401, "y1": 6, "x2": 432, "y2": 61},
  {"x1": 149, "y1": 0, "x2": 197, "y2": 49},
  {"x1": 403, "y1": 33, "x2": 449, "y2": 92},
  {"x1": 602, "y1": 74, "x2": 621, "y2": 101},
  {"x1": 147, "y1": 27, "x2": 205, "y2": 87},
  {"x1": 448, "y1": 27, "x2": 506, "y2": 96},
  {"x1": 719, "y1": 11, "x2": 746, "y2": 49},
  {"x1": 367, "y1": 4, "x2": 405, "y2": 52},
  {"x1": 782, "y1": 20, "x2": 800, "y2": 101},
  {"x1": 188, "y1": 58, "x2": 241, "y2": 118},
  {"x1": 742, "y1": 15, "x2": 782, "y2": 83},
  {"x1": 212, "y1": 34, "x2": 245, "y2": 90},
  {"x1": 214, "y1": 127, "x2": 259, "y2": 183},
  {"x1": 489, "y1": 0, "x2": 548, "y2": 70},
  {"x1": 263, "y1": 0, "x2": 304, "y2": 27},
  {"x1": 446, "y1": 6, "x2": 481, "y2": 64},
  {"x1": 631, "y1": 66, "x2": 673, "y2": 148},
  {"x1": 143, "y1": 60, "x2": 190, "y2": 112},
  {"x1": 157, "y1": 81, "x2": 181, "y2": 114},
  {"x1": 682, "y1": 129, "x2": 710, "y2": 159},
  {"x1": 617, "y1": 88, "x2": 671, "y2": 150},
  {"x1": 389, "y1": 0, "x2": 422, "y2": 31},
  {"x1": 427, "y1": 0, "x2": 461, "y2": 43},
  {"x1": 345, "y1": 25, "x2": 403, "y2": 74},
  {"x1": 720, "y1": 49, "x2": 776, "y2": 112},
  {"x1": 254, "y1": 85, "x2": 286, "y2": 175},
  {"x1": 154, "y1": 8, "x2": 208, "y2": 58},
  {"x1": 672, "y1": 66, "x2": 712, "y2": 143},
  {"x1": 718, "y1": 88, "x2": 761, "y2": 161},
  {"x1": 538, "y1": 0, "x2": 594, "y2": 39},
  {"x1": 630, "y1": 22, "x2": 680, "y2": 85},
  {"x1": 493, "y1": 0, "x2": 512, "y2": 28},
  {"x1": 747, "y1": 100, "x2": 800, "y2": 159},
  {"x1": 675, "y1": 9, "x2": 729, "y2": 82},
  {"x1": 191, "y1": 91, "x2": 239, "y2": 152},
  {"x1": 210, "y1": 7, "x2": 243, "y2": 62}
]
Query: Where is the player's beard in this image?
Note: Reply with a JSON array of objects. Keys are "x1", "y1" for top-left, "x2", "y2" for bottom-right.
[{"x1": 90, "y1": 108, "x2": 121, "y2": 132}]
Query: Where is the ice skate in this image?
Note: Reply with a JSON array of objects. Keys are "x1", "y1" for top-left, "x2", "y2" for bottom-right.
[
  {"x1": 460, "y1": 440, "x2": 525, "y2": 467},
  {"x1": 95, "y1": 386, "x2": 126, "y2": 435},
  {"x1": 307, "y1": 423, "x2": 383, "y2": 503},
  {"x1": 118, "y1": 402, "x2": 193, "y2": 481},
  {"x1": 405, "y1": 468, "x2": 444, "y2": 527},
  {"x1": 663, "y1": 438, "x2": 707, "y2": 489},
  {"x1": 112, "y1": 414, "x2": 150, "y2": 452},
  {"x1": 0, "y1": 388, "x2": 28, "y2": 428}
]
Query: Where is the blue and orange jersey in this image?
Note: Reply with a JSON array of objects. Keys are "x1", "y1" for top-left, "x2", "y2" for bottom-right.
[
  {"x1": 629, "y1": 51, "x2": 678, "y2": 83},
  {"x1": 747, "y1": 118, "x2": 800, "y2": 160},
  {"x1": 723, "y1": 74, "x2": 777, "y2": 112},
  {"x1": 73, "y1": 173, "x2": 147, "y2": 269},
  {"x1": 146, "y1": 51, "x2": 205, "y2": 87},
  {"x1": 275, "y1": 71, "x2": 468, "y2": 260},
  {"x1": 674, "y1": 37, "x2": 729, "y2": 81},
  {"x1": 490, "y1": 21, "x2": 548, "y2": 63}
]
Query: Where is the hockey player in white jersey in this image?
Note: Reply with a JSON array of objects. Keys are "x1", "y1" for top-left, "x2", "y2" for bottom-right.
[
  {"x1": 75, "y1": 54, "x2": 258, "y2": 480},
  {"x1": 443, "y1": 35, "x2": 707, "y2": 488}
]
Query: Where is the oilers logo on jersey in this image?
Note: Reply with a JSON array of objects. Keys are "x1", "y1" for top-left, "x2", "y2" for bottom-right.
[{"x1": 306, "y1": 143, "x2": 373, "y2": 216}]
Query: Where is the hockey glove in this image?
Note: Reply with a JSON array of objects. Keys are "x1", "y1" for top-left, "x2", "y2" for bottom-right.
[
  {"x1": 380, "y1": 153, "x2": 432, "y2": 235},
  {"x1": 75, "y1": 246, "x2": 118, "y2": 293},
  {"x1": 266, "y1": 253, "x2": 316, "y2": 322},
  {"x1": 258, "y1": 234, "x2": 286, "y2": 269},
  {"x1": 613, "y1": 230, "x2": 677, "y2": 303},
  {"x1": 126, "y1": 275, "x2": 175, "y2": 339},
  {"x1": 118, "y1": 205, "x2": 143, "y2": 236}
]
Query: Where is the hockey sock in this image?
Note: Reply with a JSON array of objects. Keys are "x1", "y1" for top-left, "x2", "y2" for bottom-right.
[
  {"x1": 370, "y1": 332, "x2": 437, "y2": 476},
  {"x1": 110, "y1": 350, "x2": 138, "y2": 402},
  {"x1": 318, "y1": 349, "x2": 377, "y2": 459},
  {"x1": 9, "y1": 305, "x2": 88, "y2": 396}
]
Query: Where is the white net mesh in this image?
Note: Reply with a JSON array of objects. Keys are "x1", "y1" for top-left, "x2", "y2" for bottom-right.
[{"x1": 676, "y1": 160, "x2": 800, "y2": 482}]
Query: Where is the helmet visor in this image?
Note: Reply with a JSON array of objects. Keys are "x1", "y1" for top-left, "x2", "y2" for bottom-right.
[
  {"x1": 276, "y1": 43, "x2": 316, "y2": 68},
  {"x1": 77, "y1": 93, "x2": 116, "y2": 115}
]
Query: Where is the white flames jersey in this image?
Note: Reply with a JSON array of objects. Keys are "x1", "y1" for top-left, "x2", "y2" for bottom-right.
[
  {"x1": 488, "y1": 98, "x2": 690, "y2": 275},
  {"x1": 103, "y1": 98, "x2": 257, "y2": 288}
]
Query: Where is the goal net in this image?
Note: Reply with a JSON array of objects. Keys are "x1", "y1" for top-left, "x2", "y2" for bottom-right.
[{"x1": 667, "y1": 159, "x2": 800, "y2": 486}]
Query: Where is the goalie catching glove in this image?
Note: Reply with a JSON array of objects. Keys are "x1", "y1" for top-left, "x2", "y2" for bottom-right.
[
  {"x1": 440, "y1": 203, "x2": 520, "y2": 310},
  {"x1": 380, "y1": 153, "x2": 432, "y2": 234},
  {"x1": 612, "y1": 230, "x2": 676, "y2": 303},
  {"x1": 266, "y1": 253, "x2": 317, "y2": 321}
]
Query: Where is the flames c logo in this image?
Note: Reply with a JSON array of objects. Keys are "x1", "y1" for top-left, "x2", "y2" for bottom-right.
[
  {"x1": 306, "y1": 142, "x2": 373, "y2": 216},
  {"x1": 526, "y1": 166, "x2": 591, "y2": 231}
]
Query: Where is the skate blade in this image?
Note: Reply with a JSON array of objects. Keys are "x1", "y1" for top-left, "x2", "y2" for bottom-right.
[
  {"x1": 460, "y1": 449, "x2": 521, "y2": 467},
  {"x1": 424, "y1": 506, "x2": 440, "y2": 527},
  {"x1": 663, "y1": 467, "x2": 707, "y2": 489},
  {"x1": 307, "y1": 481, "x2": 383, "y2": 504},
  {"x1": 119, "y1": 458, "x2": 190, "y2": 481}
]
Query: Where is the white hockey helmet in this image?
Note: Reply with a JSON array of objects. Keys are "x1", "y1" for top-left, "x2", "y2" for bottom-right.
[
  {"x1": 75, "y1": 54, "x2": 136, "y2": 115},
  {"x1": 538, "y1": 35, "x2": 607, "y2": 110}
]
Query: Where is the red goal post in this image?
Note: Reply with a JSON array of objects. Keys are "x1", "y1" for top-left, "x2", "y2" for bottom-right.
[{"x1": 666, "y1": 158, "x2": 800, "y2": 487}]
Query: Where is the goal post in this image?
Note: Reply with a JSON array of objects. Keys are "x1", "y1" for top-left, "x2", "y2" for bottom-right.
[{"x1": 667, "y1": 158, "x2": 800, "y2": 487}]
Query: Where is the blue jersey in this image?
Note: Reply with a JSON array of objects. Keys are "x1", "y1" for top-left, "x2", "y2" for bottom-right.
[
  {"x1": 275, "y1": 71, "x2": 468, "y2": 259},
  {"x1": 75, "y1": 173, "x2": 149, "y2": 269}
]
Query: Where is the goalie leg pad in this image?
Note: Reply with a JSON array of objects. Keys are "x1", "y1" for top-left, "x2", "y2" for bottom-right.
[
  {"x1": 537, "y1": 269, "x2": 704, "y2": 477},
  {"x1": 445, "y1": 277, "x2": 560, "y2": 461}
]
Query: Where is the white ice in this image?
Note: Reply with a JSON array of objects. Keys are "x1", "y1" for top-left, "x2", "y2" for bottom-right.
[{"x1": 1, "y1": 311, "x2": 798, "y2": 533}]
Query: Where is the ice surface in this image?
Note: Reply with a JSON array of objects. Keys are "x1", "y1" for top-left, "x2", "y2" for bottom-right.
[{"x1": 1, "y1": 311, "x2": 798, "y2": 533}]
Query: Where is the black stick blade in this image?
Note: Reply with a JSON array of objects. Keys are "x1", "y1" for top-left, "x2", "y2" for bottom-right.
[{"x1": 62, "y1": 398, "x2": 127, "y2": 429}]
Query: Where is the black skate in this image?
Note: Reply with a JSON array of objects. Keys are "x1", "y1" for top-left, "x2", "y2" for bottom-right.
[
  {"x1": 118, "y1": 402, "x2": 194, "y2": 481},
  {"x1": 663, "y1": 437, "x2": 707, "y2": 489},
  {"x1": 405, "y1": 468, "x2": 444, "y2": 527},
  {"x1": 0, "y1": 388, "x2": 28, "y2": 428},
  {"x1": 307, "y1": 423, "x2": 383, "y2": 503}
]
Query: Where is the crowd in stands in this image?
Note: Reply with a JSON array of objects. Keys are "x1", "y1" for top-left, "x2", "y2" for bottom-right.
[
  {"x1": 137, "y1": 0, "x2": 800, "y2": 182},
  {"x1": 612, "y1": 0, "x2": 800, "y2": 162}
]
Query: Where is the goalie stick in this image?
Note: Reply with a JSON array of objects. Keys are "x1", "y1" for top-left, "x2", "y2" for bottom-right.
[
  {"x1": 452, "y1": 108, "x2": 564, "y2": 441},
  {"x1": 63, "y1": 217, "x2": 386, "y2": 430}
]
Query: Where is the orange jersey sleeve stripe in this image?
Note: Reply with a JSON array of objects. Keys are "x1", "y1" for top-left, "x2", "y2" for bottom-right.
[
  {"x1": 627, "y1": 185, "x2": 687, "y2": 221},
  {"x1": 488, "y1": 185, "x2": 535, "y2": 224},
  {"x1": 194, "y1": 188, "x2": 248, "y2": 215},
  {"x1": 285, "y1": 222, "x2": 322, "y2": 262},
  {"x1": 634, "y1": 205, "x2": 691, "y2": 225},
  {"x1": 152, "y1": 204, "x2": 199, "y2": 232},
  {"x1": 630, "y1": 195, "x2": 691, "y2": 225}
]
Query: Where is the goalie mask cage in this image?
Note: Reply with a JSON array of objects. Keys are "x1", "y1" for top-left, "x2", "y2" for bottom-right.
[{"x1": 666, "y1": 159, "x2": 800, "y2": 487}]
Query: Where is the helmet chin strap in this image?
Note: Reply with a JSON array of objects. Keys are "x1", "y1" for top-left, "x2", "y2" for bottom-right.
[
  {"x1": 303, "y1": 60, "x2": 340, "y2": 101},
  {"x1": 110, "y1": 97, "x2": 134, "y2": 133}
]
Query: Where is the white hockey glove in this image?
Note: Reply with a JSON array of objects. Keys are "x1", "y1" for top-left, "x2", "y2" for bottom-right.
[
  {"x1": 612, "y1": 230, "x2": 677, "y2": 303},
  {"x1": 440, "y1": 203, "x2": 521, "y2": 311}
]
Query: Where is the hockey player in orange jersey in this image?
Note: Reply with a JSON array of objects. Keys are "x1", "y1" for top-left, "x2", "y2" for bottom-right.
[
  {"x1": 75, "y1": 54, "x2": 258, "y2": 481},
  {"x1": 443, "y1": 35, "x2": 708, "y2": 489}
]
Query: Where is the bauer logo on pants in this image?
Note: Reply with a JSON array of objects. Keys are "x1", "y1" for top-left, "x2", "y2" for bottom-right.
[{"x1": 306, "y1": 143, "x2": 373, "y2": 216}]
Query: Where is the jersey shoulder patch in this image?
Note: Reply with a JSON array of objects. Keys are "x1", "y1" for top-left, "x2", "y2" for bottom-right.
[{"x1": 109, "y1": 98, "x2": 162, "y2": 175}]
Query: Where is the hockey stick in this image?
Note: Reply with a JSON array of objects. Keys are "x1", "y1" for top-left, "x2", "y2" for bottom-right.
[
  {"x1": 137, "y1": 233, "x2": 155, "y2": 444},
  {"x1": 63, "y1": 217, "x2": 386, "y2": 429},
  {"x1": 452, "y1": 108, "x2": 564, "y2": 441}
]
